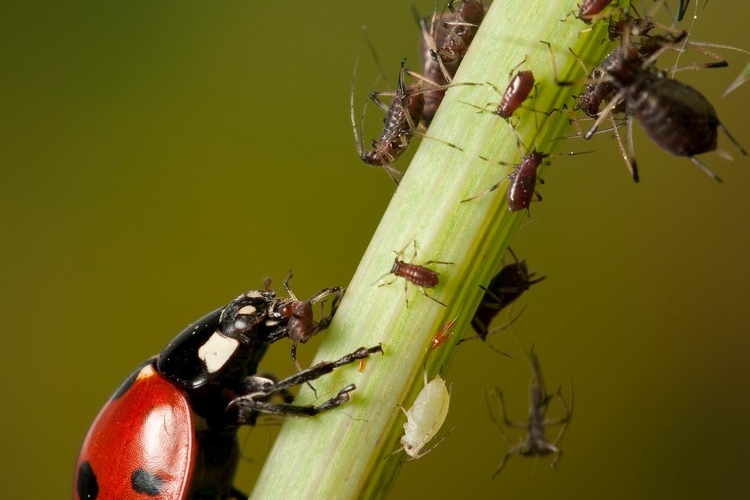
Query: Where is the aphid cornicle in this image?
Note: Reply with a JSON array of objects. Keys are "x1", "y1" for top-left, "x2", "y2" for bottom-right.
[
  {"x1": 488, "y1": 345, "x2": 573, "y2": 478},
  {"x1": 395, "y1": 372, "x2": 451, "y2": 459}
]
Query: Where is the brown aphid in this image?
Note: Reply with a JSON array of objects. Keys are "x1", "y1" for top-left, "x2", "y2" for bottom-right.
[
  {"x1": 471, "y1": 249, "x2": 546, "y2": 340},
  {"x1": 351, "y1": 58, "x2": 425, "y2": 186},
  {"x1": 496, "y1": 69, "x2": 535, "y2": 120},
  {"x1": 378, "y1": 240, "x2": 452, "y2": 307},
  {"x1": 274, "y1": 274, "x2": 344, "y2": 372},
  {"x1": 415, "y1": 9, "x2": 455, "y2": 125},
  {"x1": 506, "y1": 150, "x2": 547, "y2": 213},
  {"x1": 577, "y1": 0, "x2": 614, "y2": 23},
  {"x1": 461, "y1": 147, "x2": 548, "y2": 212},
  {"x1": 433, "y1": 0, "x2": 487, "y2": 68},
  {"x1": 414, "y1": 1, "x2": 487, "y2": 125}
]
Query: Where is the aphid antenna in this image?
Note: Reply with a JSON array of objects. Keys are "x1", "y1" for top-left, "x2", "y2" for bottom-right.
[{"x1": 359, "y1": 24, "x2": 392, "y2": 89}]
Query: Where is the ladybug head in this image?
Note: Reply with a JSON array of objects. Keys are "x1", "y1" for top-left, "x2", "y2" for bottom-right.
[{"x1": 219, "y1": 290, "x2": 278, "y2": 340}]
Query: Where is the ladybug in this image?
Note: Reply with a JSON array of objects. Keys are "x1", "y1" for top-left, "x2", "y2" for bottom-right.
[{"x1": 74, "y1": 286, "x2": 382, "y2": 499}]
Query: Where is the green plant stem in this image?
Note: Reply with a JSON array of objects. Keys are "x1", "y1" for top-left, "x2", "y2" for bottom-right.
[{"x1": 250, "y1": 0, "x2": 613, "y2": 498}]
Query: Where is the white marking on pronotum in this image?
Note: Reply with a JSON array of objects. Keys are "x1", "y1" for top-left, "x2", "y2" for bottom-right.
[
  {"x1": 198, "y1": 332, "x2": 240, "y2": 374},
  {"x1": 395, "y1": 372, "x2": 450, "y2": 459}
]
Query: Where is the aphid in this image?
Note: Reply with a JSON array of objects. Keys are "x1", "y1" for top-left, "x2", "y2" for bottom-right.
[
  {"x1": 430, "y1": 317, "x2": 458, "y2": 350},
  {"x1": 577, "y1": 0, "x2": 615, "y2": 23},
  {"x1": 379, "y1": 240, "x2": 452, "y2": 307},
  {"x1": 395, "y1": 372, "x2": 451, "y2": 459},
  {"x1": 461, "y1": 148, "x2": 551, "y2": 212},
  {"x1": 351, "y1": 58, "x2": 424, "y2": 186},
  {"x1": 272, "y1": 273, "x2": 344, "y2": 372},
  {"x1": 488, "y1": 345, "x2": 572, "y2": 477},
  {"x1": 505, "y1": 149, "x2": 548, "y2": 213},
  {"x1": 548, "y1": 33, "x2": 747, "y2": 182},
  {"x1": 464, "y1": 58, "x2": 536, "y2": 121},
  {"x1": 471, "y1": 249, "x2": 545, "y2": 340},
  {"x1": 432, "y1": 0, "x2": 486, "y2": 69},
  {"x1": 415, "y1": 8, "x2": 455, "y2": 125},
  {"x1": 414, "y1": 1, "x2": 488, "y2": 124}
]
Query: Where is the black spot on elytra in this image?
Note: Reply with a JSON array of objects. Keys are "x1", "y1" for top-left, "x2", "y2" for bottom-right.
[
  {"x1": 76, "y1": 460, "x2": 98, "y2": 499},
  {"x1": 131, "y1": 468, "x2": 165, "y2": 496}
]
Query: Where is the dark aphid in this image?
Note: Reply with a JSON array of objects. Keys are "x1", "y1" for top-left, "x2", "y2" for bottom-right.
[
  {"x1": 351, "y1": 58, "x2": 425, "y2": 186},
  {"x1": 593, "y1": 42, "x2": 746, "y2": 182},
  {"x1": 471, "y1": 249, "x2": 545, "y2": 340},
  {"x1": 488, "y1": 345, "x2": 573, "y2": 478},
  {"x1": 577, "y1": 0, "x2": 615, "y2": 23},
  {"x1": 548, "y1": 30, "x2": 747, "y2": 182},
  {"x1": 378, "y1": 240, "x2": 452, "y2": 307}
]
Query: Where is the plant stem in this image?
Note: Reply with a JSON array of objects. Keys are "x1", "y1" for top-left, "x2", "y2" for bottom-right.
[{"x1": 250, "y1": 0, "x2": 613, "y2": 498}]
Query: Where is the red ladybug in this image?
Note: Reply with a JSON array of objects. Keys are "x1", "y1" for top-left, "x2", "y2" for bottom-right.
[{"x1": 74, "y1": 287, "x2": 381, "y2": 499}]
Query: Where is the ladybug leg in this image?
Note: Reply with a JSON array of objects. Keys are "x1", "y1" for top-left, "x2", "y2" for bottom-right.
[
  {"x1": 229, "y1": 384, "x2": 357, "y2": 421},
  {"x1": 225, "y1": 344, "x2": 383, "y2": 424}
]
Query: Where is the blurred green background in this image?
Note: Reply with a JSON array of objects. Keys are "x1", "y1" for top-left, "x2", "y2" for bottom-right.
[{"x1": 2, "y1": 1, "x2": 749, "y2": 498}]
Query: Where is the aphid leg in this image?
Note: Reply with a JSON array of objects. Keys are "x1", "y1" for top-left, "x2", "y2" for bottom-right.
[
  {"x1": 486, "y1": 389, "x2": 523, "y2": 478},
  {"x1": 415, "y1": 285, "x2": 449, "y2": 307},
  {"x1": 546, "y1": 382, "x2": 574, "y2": 469},
  {"x1": 607, "y1": 113, "x2": 639, "y2": 182}
]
